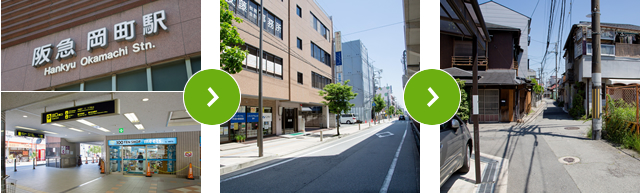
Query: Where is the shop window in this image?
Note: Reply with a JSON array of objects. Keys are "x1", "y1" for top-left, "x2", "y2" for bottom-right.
[
  {"x1": 191, "y1": 56, "x2": 201, "y2": 74},
  {"x1": 84, "y1": 77, "x2": 112, "y2": 91},
  {"x1": 297, "y1": 72, "x2": 303, "y2": 84},
  {"x1": 116, "y1": 69, "x2": 147, "y2": 91},
  {"x1": 152, "y1": 60, "x2": 188, "y2": 91},
  {"x1": 56, "y1": 83, "x2": 81, "y2": 91}
]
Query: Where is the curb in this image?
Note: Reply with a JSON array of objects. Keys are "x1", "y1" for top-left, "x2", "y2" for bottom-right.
[
  {"x1": 219, "y1": 122, "x2": 392, "y2": 176},
  {"x1": 410, "y1": 121, "x2": 420, "y2": 150}
]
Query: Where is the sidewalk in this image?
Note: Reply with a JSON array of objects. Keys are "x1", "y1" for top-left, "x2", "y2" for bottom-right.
[{"x1": 220, "y1": 119, "x2": 397, "y2": 175}]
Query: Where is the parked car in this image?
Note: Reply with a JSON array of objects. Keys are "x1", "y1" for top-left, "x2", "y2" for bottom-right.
[
  {"x1": 440, "y1": 115, "x2": 472, "y2": 187},
  {"x1": 340, "y1": 114, "x2": 357, "y2": 124},
  {"x1": 398, "y1": 115, "x2": 406, "y2": 120}
]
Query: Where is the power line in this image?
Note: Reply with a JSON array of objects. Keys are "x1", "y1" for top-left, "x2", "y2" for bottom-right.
[{"x1": 342, "y1": 21, "x2": 406, "y2": 37}]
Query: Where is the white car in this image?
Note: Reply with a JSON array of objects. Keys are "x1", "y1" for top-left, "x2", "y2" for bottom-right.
[{"x1": 340, "y1": 114, "x2": 357, "y2": 124}]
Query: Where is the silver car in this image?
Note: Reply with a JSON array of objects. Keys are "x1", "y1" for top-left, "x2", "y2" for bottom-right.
[{"x1": 440, "y1": 115, "x2": 472, "y2": 187}]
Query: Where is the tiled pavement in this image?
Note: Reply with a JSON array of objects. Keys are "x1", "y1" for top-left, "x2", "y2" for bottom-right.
[{"x1": 5, "y1": 163, "x2": 200, "y2": 193}]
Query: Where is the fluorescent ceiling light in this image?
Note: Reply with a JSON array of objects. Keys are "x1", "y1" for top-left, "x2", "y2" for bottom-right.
[
  {"x1": 68, "y1": 128, "x2": 83, "y2": 132},
  {"x1": 23, "y1": 115, "x2": 27, "y2": 118},
  {"x1": 77, "y1": 120, "x2": 96, "y2": 127},
  {"x1": 124, "y1": 113, "x2": 140, "y2": 123},
  {"x1": 134, "y1": 124, "x2": 144, "y2": 130},
  {"x1": 142, "y1": 98, "x2": 149, "y2": 102},
  {"x1": 42, "y1": 131, "x2": 58, "y2": 134},
  {"x1": 15, "y1": 126, "x2": 36, "y2": 130},
  {"x1": 51, "y1": 123, "x2": 65, "y2": 127},
  {"x1": 97, "y1": 127, "x2": 110, "y2": 132}
]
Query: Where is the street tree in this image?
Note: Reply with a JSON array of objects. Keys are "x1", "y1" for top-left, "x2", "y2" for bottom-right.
[
  {"x1": 389, "y1": 106, "x2": 396, "y2": 117},
  {"x1": 318, "y1": 80, "x2": 358, "y2": 135},
  {"x1": 373, "y1": 94, "x2": 386, "y2": 122},
  {"x1": 220, "y1": 0, "x2": 248, "y2": 74},
  {"x1": 456, "y1": 79, "x2": 470, "y2": 122}
]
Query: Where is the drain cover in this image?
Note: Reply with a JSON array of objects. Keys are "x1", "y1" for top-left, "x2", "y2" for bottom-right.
[
  {"x1": 558, "y1": 156, "x2": 581, "y2": 165},
  {"x1": 565, "y1": 127, "x2": 580, "y2": 130}
]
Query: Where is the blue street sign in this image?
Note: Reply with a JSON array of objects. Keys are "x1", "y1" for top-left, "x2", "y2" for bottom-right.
[{"x1": 336, "y1": 52, "x2": 342, "y2": 66}]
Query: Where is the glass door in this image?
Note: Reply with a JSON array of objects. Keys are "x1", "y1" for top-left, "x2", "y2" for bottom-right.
[
  {"x1": 122, "y1": 146, "x2": 147, "y2": 175},
  {"x1": 108, "y1": 146, "x2": 121, "y2": 173}
]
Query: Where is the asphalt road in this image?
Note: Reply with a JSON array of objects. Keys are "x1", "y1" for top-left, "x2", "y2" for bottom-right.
[
  {"x1": 220, "y1": 120, "x2": 420, "y2": 192},
  {"x1": 476, "y1": 100, "x2": 581, "y2": 193}
]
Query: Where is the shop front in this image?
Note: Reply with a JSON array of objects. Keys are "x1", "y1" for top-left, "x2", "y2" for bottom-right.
[
  {"x1": 107, "y1": 138, "x2": 176, "y2": 176},
  {"x1": 221, "y1": 106, "x2": 274, "y2": 143}
]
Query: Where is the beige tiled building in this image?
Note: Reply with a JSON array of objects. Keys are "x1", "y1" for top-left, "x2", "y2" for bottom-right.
[{"x1": 221, "y1": 0, "x2": 334, "y2": 143}]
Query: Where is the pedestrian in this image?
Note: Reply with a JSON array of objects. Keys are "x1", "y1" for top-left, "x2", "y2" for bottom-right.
[{"x1": 137, "y1": 152, "x2": 144, "y2": 171}]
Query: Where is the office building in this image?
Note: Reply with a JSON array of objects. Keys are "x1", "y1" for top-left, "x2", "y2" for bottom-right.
[{"x1": 220, "y1": 0, "x2": 334, "y2": 143}]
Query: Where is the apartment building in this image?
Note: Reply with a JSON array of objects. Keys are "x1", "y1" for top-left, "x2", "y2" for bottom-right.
[
  {"x1": 1, "y1": 0, "x2": 201, "y2": 91},
  {"x1": 562, "y1": 21, "x2": 640, "y2": 115},
  {"x1": 221, "y1": 0, "x2": 333, "y2": 143}
]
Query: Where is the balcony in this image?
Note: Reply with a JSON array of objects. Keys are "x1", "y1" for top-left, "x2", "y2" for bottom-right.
[
  {"x1": 615, "y1": 43, "x2": 640, "y2": 58},
  {"x1": 452, "y1": 56, "x2": 488, "y2": 67}
]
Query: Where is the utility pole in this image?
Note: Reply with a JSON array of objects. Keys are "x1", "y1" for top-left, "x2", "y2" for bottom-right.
[
  {"x1": 257, "y1": 0, "x2": 264, "y2": 157},
  {"x1": 555, "y1": 42, "x2": 558, "y2": 100},
  {"x1": 472, "y1": 36, "x2": 481, "y2": 184},
  {"x1": 591, "y1": 0, "x2": 602, "y2": 140}
]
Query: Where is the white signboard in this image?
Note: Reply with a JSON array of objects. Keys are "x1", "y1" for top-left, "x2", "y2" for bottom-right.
[{"x1": 473, "y1": 95, "x2": 479, "y2": 115}]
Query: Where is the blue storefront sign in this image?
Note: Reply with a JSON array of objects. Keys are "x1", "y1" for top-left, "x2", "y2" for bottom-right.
[
  {"x1": 336, "y1": 51, "x2": 342, "y2": 66},
  {"x1": 247, "y1": 113, "x2": 260, "y2": 122},
  {"x1": 230, "y1": 112, "x2": 246, "y2": 123},
  {"x1": 108, "y1": 137, "x2": 177, "y2": 146}
]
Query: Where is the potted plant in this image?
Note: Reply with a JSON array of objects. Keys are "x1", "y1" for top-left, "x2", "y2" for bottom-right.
[{"x1": 235, "y1": 135, "x2": 242, "y2": 143}]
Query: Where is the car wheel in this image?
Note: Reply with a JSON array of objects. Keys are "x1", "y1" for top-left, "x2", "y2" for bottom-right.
[
  {"x1": 346, "y1": 120, "x2": 351, "y2": 124},
  {"x1": 458, "y1": 143, "x2": 471, "y2": 173}
]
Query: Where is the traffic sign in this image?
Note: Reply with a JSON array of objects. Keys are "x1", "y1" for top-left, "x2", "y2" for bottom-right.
[
  {"x1": 183, "y1": 69, "x2": 241, "y2": 125},
  {"x1": 404, "y1": 69, "x2": 461, "y2": 125}
]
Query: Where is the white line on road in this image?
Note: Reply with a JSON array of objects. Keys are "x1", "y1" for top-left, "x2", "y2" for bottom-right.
[
  {"x1": 379, "y1": 122, "x2": 408, "y2": 193},
  {"x1": 220, "y1": 122, "x2": 391, "y2": 183}
]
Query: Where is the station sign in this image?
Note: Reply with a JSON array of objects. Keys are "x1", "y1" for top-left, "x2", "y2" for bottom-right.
[
  {"x1": 41, "y1": 99, "x2": 120, "y2": 124},
  {"x1": 108, "y1": 138, "x2": 177, "y2": 146},
  {"x1": 15, "y1": 130, "x2": 45, "y2": 138}
]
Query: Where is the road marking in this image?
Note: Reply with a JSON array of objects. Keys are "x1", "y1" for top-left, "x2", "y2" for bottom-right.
[
  {"x1": 220, "y1": 123, "x2": 391, "y2": 183},
  {"x1": 379, "y1": 122, "x2": 408, "y2": 193},
  {"x1": 375, "y1": 131, "x2": 394, "y2": 138},
  {"x1": 207, "y1": 87, "x2": 218, "y2": 107},
  {"x1": 428, "y1": 87, "x2": 438, "y2": 107}
]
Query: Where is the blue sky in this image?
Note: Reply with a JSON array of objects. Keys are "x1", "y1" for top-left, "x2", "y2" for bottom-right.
[
  {"x1": 317, "y1": 0, "x2": 407, "y2": 109},
  {"x1": 479, "y1": 0, "x2": 640, "y2": 84}
]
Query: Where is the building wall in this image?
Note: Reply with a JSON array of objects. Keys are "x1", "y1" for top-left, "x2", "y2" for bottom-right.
[
  {"x1": 1, "y1": 0, "x2": 201, "y2": 91},
  {"x1": 440, "y1": 34, "x2": 454, "y2": 69},
  {"x1": 479, "y1": 1, "x2": 530, "y2": 78},
  {"x1": 487, "y1": 30, "x2": 515, "y2": 69},
  {"x1": 104, "y1": 131, "x2": 201, "y2": 178},
  {"x1": 230, "y1": 0, "x2": 332, "y2": 105}
]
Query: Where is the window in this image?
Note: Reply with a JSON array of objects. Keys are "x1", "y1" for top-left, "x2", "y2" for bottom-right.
[
  {"x1": 239, "y1": 43, "x2": 284, "y2": 79},
  {"x1": 190, "y1": 56, "x2": 201, "y2": 74},
  {"x1": 84, "y1": 77, "x2": 112, "y2": 91},
  {"x1": 297, "y1": 72, "x2": 303, "y2": 84},
  {"x1": 586, "y1": 43, "x2": 615, "y2": 56},
  {"x1": 311, "y1": 42, "x2": 331, "y2": 66},
  {"x1": 232, "y1": 0, "x2": 283, "y2": 40},
  {"x1": 116, "y1": 69, "x2": 147, "y2": 91},
  {"x1": 310, "y1": 12, "x2": 329, "y2": 40},
  {"x1": 311, "y1": 71, "x2": 331, "y2": 89},
  {"x1": 151, "y1": 60, "x2": 189, "y2": 91},
  {"x1": 296, "y1": 5, "x2": 302, "y2": 17},
  {"x1": 297, "y1": 38, "x2": 302, "y2": 50},
  {"x1": 56, "y1": 84, "x2": 80, "y2": 91}
]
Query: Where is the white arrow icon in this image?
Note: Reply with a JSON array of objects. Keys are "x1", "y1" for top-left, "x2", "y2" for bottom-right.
[
  {"x1": 207, "y1": 87, "x2": 219, "y2": 107},
  {"x1": 428, "y1": 87, "x2": 438, "y2": 107}
]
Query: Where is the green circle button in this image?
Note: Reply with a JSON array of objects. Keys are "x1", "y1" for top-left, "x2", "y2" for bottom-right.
[
  {"x1": 404, "y1": 69, "x2": 461, "y2": 125},
  {"x1": 183, "y1": 69, "x2": 241, "y2": 125}
]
